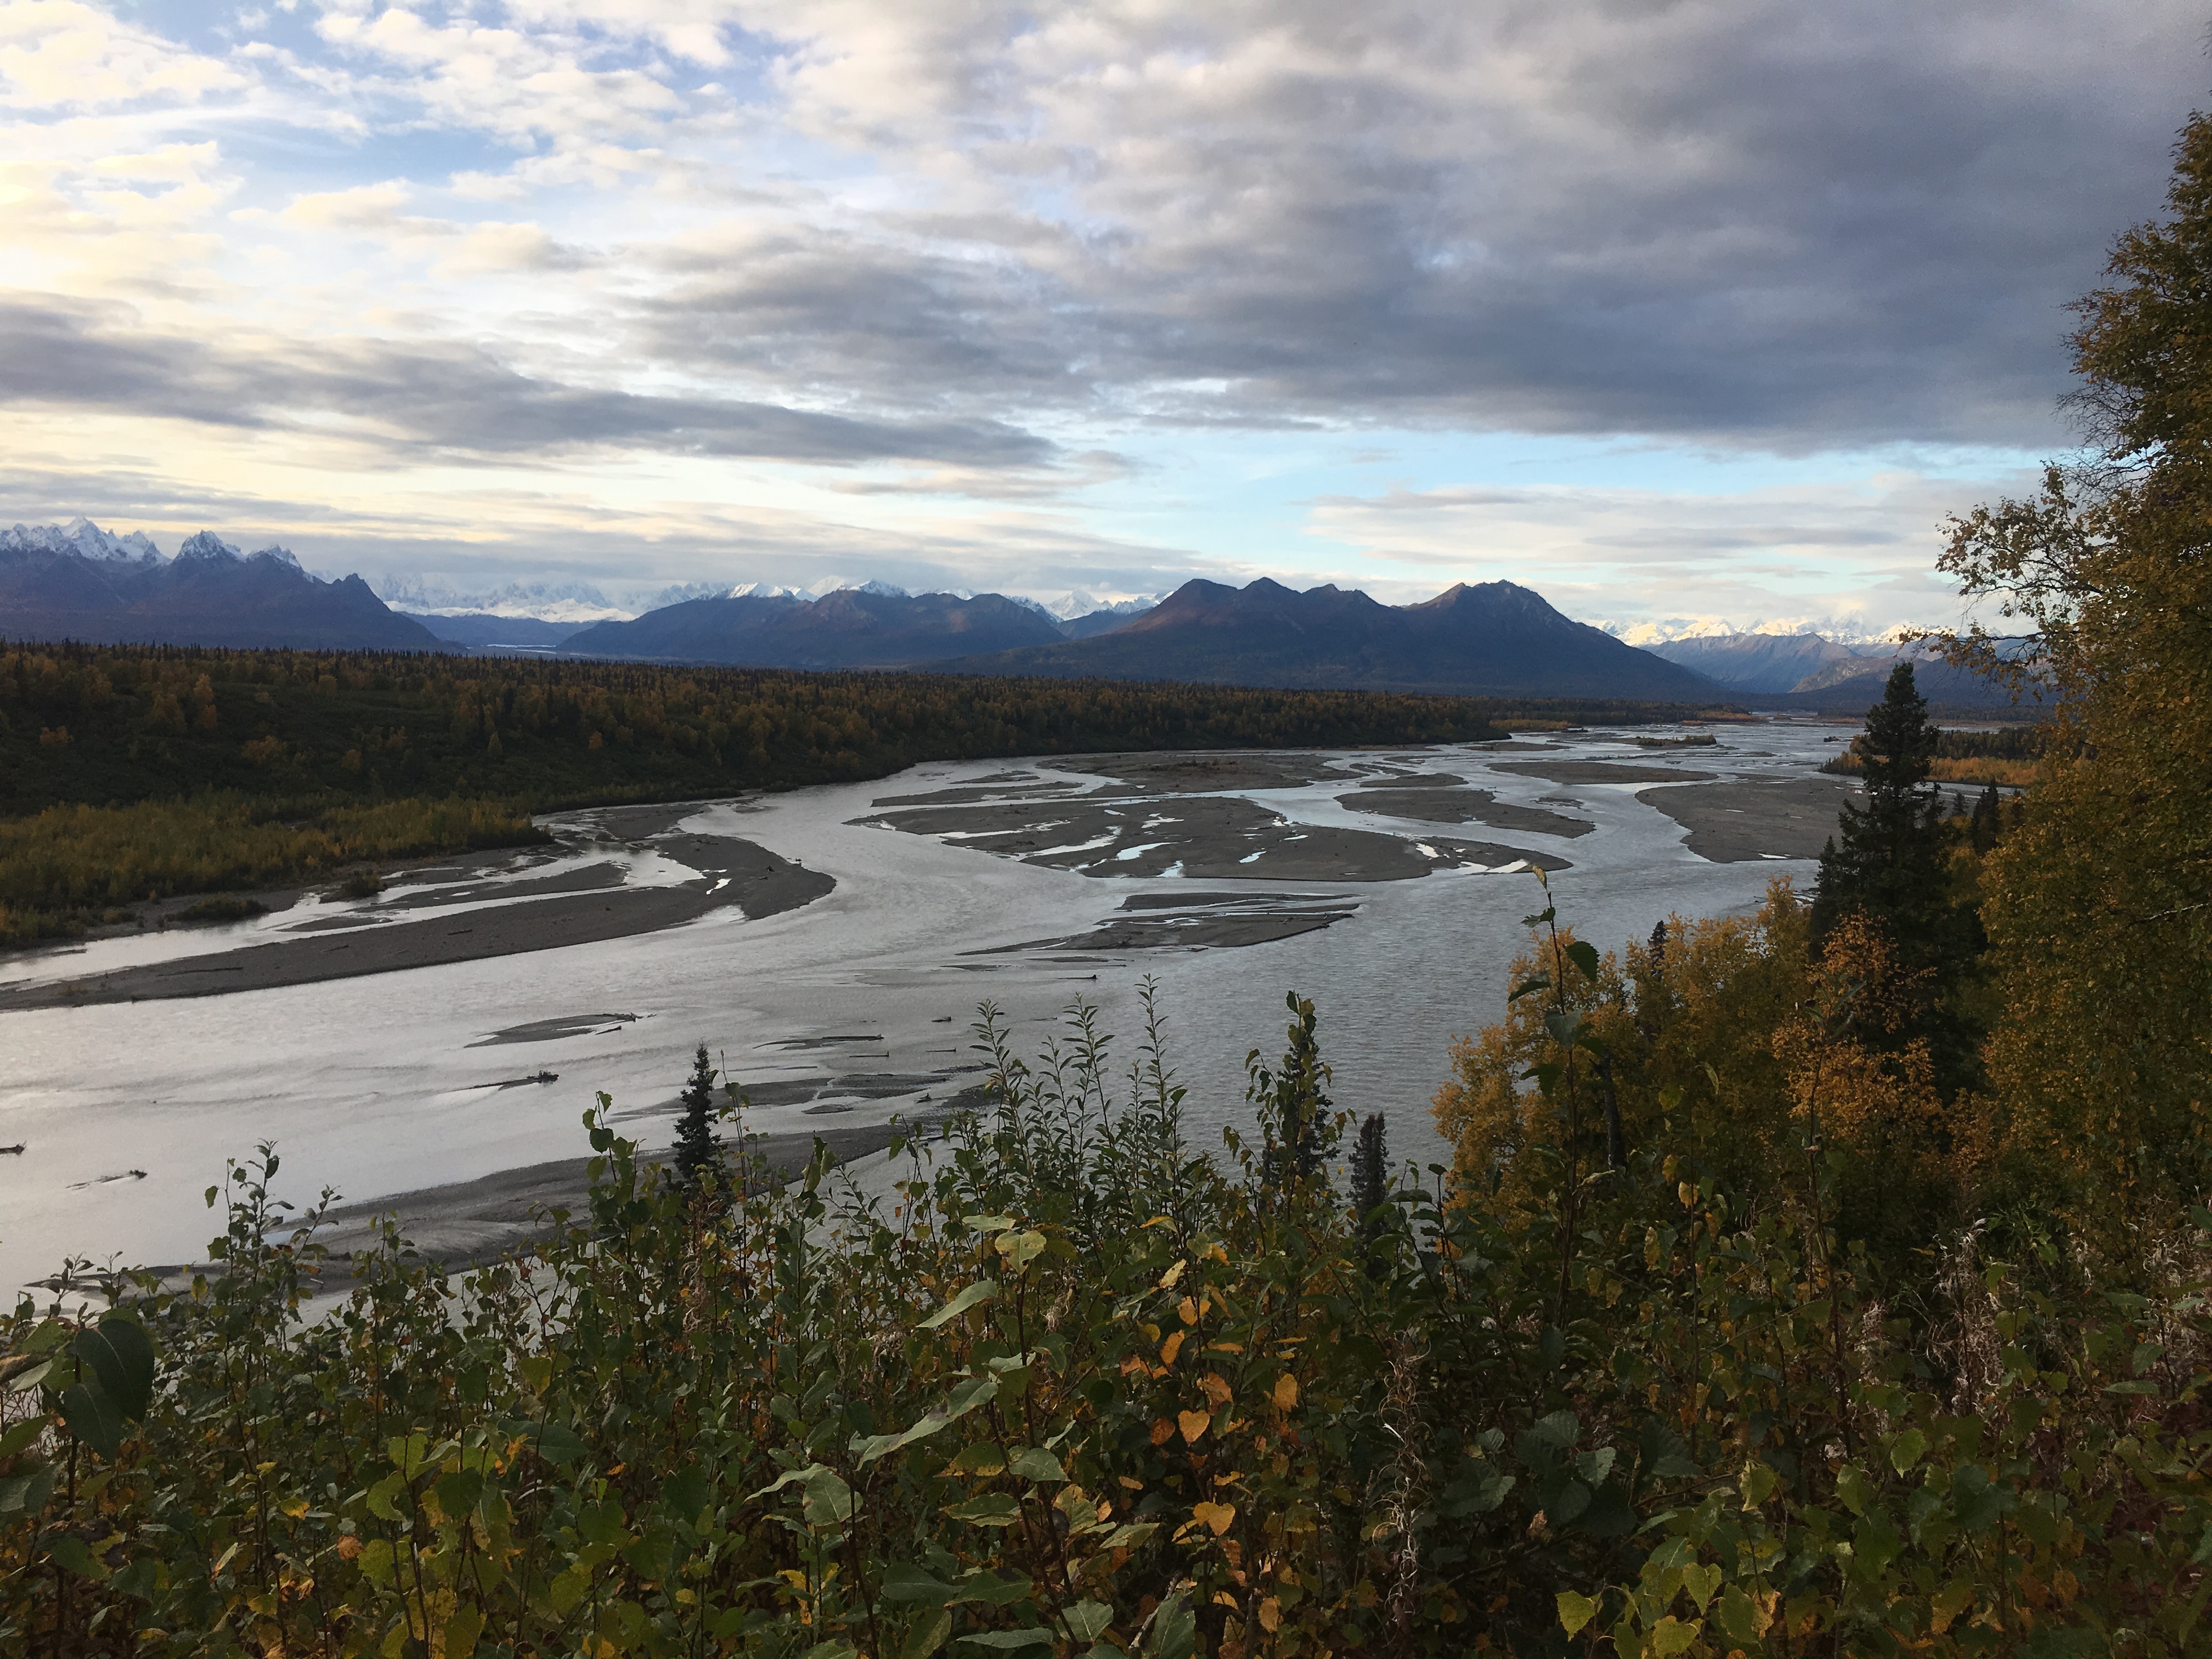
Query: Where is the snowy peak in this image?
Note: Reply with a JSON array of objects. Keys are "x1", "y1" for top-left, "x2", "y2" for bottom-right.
[
  {"x1": 176, "y1": 531, "x2": 243, "y2": 562},
  {"x1": 2, "y1": 517, "x2": 163, "y2": 563}
]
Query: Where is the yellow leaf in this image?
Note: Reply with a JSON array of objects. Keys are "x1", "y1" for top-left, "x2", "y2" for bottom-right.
[
  {"x1": 1160, "y1": 1330, "x2": 1186, "y2": 1365},
  {"x1": 1178, "y1": 1296, "x2": 1200, "y2": 1326},
  {"x1": 1179, "y1": 1410, "x2": 1212, "y2": 1444},
  {"x1": 1152, "y1": 1418, "x2": 1176, "y2": 1446},
  {"x1": 1158, "y1": 1260, "x2": 1187, "y2": 1289},
  {"x1": 1555, "y1": 1590, "x2": 1597, "y2": 1637},
  {"x1": 1649, "y1": 1615, "x2": 1701, "y2": 1656},
  {"x1": 1192, "y1": 1500, "x2": 1237, "y2": 1535},
  {"x1": 1200, "y1": 1373, "x2": 1233, "y2": 1408},
  {"x1": 1257, "y1": 1597, "x2": 1281, "y2": 1633},
  {"x1": 1272, "y1": 1374, "x2": 1299, "y2": 1411}
]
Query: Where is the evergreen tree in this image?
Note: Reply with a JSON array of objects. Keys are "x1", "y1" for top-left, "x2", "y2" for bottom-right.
[
  {"x1": 1350, "y1": 1114, "x2": 1389, "y2": 1235},
  {"x1": 1813, "y1": 664, "x2": 1983, "y2": 1093},
  {"x1": 672, "y1": 1043, "x2": 724, "y2": 1194},
  {"x1": 1812, "y1": 664, "x2": 1949, "y2": 957},
  {"x1": 1969, "y1": 784, "x2": 2002, "y2": 854}
]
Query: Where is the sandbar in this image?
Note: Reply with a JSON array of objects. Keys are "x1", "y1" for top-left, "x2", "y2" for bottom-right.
[
  {"x1": 0, "y1": 817, "x2": 830, "y2": 1011},
  {"x1": 1640, "y1": 775, "x2": 1859, "y2": 862},
  {"x1": 1341, "y1": 786, "x2": 1593, "y2": 838}
]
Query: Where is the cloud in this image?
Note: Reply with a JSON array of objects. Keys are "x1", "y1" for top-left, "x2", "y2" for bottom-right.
[{"x1": 0, "y1": 298, "x2": 1058, "y2": 467}]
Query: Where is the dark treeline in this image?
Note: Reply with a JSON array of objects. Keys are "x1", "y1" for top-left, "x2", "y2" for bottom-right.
[{"x1": 0, "y1": 643, "x2": 1729, "y2": 821}]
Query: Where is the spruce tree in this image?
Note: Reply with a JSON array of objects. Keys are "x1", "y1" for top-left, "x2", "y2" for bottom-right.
[
  {"x1": 1350, "y1": 1113, "x2": 1389, "y2": 1242},
  {"x1": 672, "y1": 1043, "x2": 723, "y2": 1194},
  {"x1": 1813, "y1": 663, "x2": 1983, "y2": 1090},
  {"x1": 1812, "y1": 663, "x2": 1950, "y2": 958}
]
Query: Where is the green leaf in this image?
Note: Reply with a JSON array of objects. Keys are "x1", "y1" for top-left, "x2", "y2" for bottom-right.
[
  {"x1": 1835, "y1": 1463, "x2": 1876, "y2": 1517},
  {"x1": 1556, "y1": 1590, "x2": 1598, "y2": 1637},
  {"x1": 1064, "y1": 1601, "x2": 1113, "y2": 1641},
  {"x1": 1509, "y1": 974, "x2": 1552, "y2": 1003},
  {"x1": 0, "y1": 1419, "x2": 43, "y2": 1459},
  {"x1": 962, "y1": 1214, "x2": 1016, "y2": 1233},
  {"x1": 70, "y1": 1317, "x2": 155, "y2": 1421},
  {"x1": 662, "y1": 1463, "x2": 710, "y2": 1524},
  {"x1": 919, "y1": 1281, "x2": 999, "y2": 1330},
  {"x1": 1714, "y1": 1585, "x2": 1764, "y2": 1644},
  {"x1": 997, "y1": 1231, "x2": 1047, "y2": 1275},
  {"x1": 1888, "y1": 1427, "x2": 1927, "y2": 1474},
  {"x1": 1649, "y1": 1616, "x2": 1702, "y2": 1656},
  {"x1": 1564, "y1": 940, "x2": 1601, "y2": 982},
  {"x1": 882, "y1": 1562, "x2": 960, "y2": 1605},
  {"x1": 1008, "y1": 1447, "x2": 1065, "y2": 1483},
  {"x1": 958, "y1": 1633, "x2": 1054, "y2": 1651},
  {"x1": 855, "y1": 1374, "x2": 1002, "y2": 1466},
  {"x1": 945, "y1": 1493, "x2": 1023, "y2": 1526},
  {"x1": 1148, "y1": 1591, "x2": 1197, "y2": 1659},
  {"x1": 46, "y1": 1533, "x2": 109, "y2": 1581},
  {"x1": 899, "y1": 1610, "x2": 952, "y2": 1659},
  {"x1": 57, "y1": 1380, "x2": 124, "y2": 1460},
  {"x1": 0, "y1": 1460, "x2": 57, "y2": 1519}
]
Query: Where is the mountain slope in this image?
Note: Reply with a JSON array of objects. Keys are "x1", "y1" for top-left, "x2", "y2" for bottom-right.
[
  {"x1": 934, "y1": 578, "x2": 1723, "y2": 699},
  {"x1": 1, "y1": 523, "x2": 441, "y2": 651},
  {"x1": 403, "y1": 612, "x2": 585, "y2": 650},
  {"x1": 1643, "y1": 632, "x2": 1860, "y2": 695},
  {"x1": 561, "y1": 588, "x2": 1064, "y2": 668}
]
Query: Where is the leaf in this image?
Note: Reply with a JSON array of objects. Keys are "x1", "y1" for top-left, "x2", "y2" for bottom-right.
[
  {"x1": 57, "y1": 1379, "x2": 124, "y2": 1461},
  {"x1": 855, "y1": 1374, "x2": 1002, "y2": 1466},
  {"x1": 1156, "y1": 1260, "x2": 1186, "y2": 1289},
  {"x1": 944, "y1": 1494, "x2": 1023, "y2": 1526},
  {"x1": 1272, "y1": 1373, "x2": 1299, "y2": 1411},
  {"x1": 1739, "y1": 1461, "x2": 1780, "y2": 1508},
  {"x1": 882, "y1": 1562, "x2": 961, "y2": 1605},
  {"x1": 1148, "y1": 1589, "x2": 1197, "y2": 1659},
  {"x1": 0, "y1": 1419, "x2": 43, "y2": 1459},
  {"x1": 70, "y1": 1317, "x2": 155, "y2": 1421},
  {"x1": 46, "y1": 1533, "x2": 109, "y2": 1581},
  {"x1": 0, "y1": 1460, "x2": 56, "y2": 1519},
  {"x1": 1679, "y1": 1564, "x2": 1720, "y2": 1610},
  {"x1": 958, "y1": 1633, "x2": 1055, "y2": 1651},
  {"x1": 945, "y1": 1442, "x2": 1008, "y2": 1476},
  {"x1": 963, "y1": 1214, "x2": 1016, "y2": 1233},
  {"x1": 1065, "y1": 1600, "x2": 1113, "y2": 1641},
  {"x1": 1564, "y1": 940, "x2": 1601, "y2": 982},
  {"x1": 899, "y1": 1610, "x2": 953, "y2": 1659},
  {"x1": 1190, "y1": 1500, "x2": 1236, "y2": 1536},
  {"x1": 1649, "y1": 1616, "x2": 1702, "y2": 1656},
  {"x1": 1888, "y1": 1427, "x2": 1927, "y2": 1474},
  {"x1": 1714, "y1": 1584, "x2": 1767, "y2": 1644},
  {"x1": 1835, "y1": 1463, "x2": 1875, "y2": 1517},
  {"x1": 1509, "y1": 974, "x2": 1552, "y2": 1003},
  {"x1": 444, "y1": 1603, "x2": 484, "y2": 1659},
  {"x1": 1008, "y1": 1447, "x2": 1065, "y2": 1483},
  {"x1": 1556, "y1": 1590, "x2": 1598, "y2": 1637},
  {"x1": 1638, "y1": 1418, "x2": 1700, "y2": 1481},
  {"x1": 662, "y1": 1463, "x2": 710, "y2": 1524},
  {"x1": 919, "y1": 1282, "x2": 1000, "y2": 1330},
  {"x1": 1177, "y1": 1410, "x2": 1211, "y2": 1444},
  {"x1": 995, "y1": 1231, "x2": 1047, "y2": 1274}
]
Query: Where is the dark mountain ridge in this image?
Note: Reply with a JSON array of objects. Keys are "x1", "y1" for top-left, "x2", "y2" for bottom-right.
[
  {"x1": 560, "y1": 587, "x2": 1068, "y2": 669},
  {"x1": 1, "y1": 521, "x2": 439, "y2": 651},
  {"x1": 932, "y1": 577, "x2": 1723, "y2": 700}
]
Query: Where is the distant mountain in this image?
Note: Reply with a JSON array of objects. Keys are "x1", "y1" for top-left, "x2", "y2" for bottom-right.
[
  {"x1": 1059, "y1": 603, "x2": 1156, "y2": 640},
  {"x1": 1644, "y1": 632, "x2": 1860, "y2": 695},
  {"x1": 1645, "y1": 629, "x2": 2037, "y2": 710},
  {"x1": 933, "y1": 578, "x2": 1724, "y2": 699},
  {"x1": 401, "y1": 612, "x2": 585, "y2": 650},
  {"x1": 2, "y1": 521, "x2": 441, "y2": 651},
  {"x1": 561, "y1": 588, "x2": 1065, "y2": 668}
]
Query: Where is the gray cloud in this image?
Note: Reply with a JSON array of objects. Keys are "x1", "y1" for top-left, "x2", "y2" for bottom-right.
[
  {"x1": 0, "y1": 299, "x2": 1057, "y2": 469},
  {"x1": 623, "y1": 0, "x2": 2207, "y2": 450}
]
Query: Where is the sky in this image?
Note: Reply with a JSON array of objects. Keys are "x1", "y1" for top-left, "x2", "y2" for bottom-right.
[{"x1": 1, "y1": 1, "x2": 2205, "y2": 633}]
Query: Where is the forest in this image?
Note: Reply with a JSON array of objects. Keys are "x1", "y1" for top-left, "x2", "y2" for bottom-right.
[
  {"x1": 2, "y1": 101, "x2": 2210, "y2": 1659},
  {"x1": 0, "y1": 657, "x2": 1558, "y2": 944}
]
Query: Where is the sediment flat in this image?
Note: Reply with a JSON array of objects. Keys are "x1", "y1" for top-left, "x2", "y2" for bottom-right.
[
  {"x1": 1341, "y1": 785, "x2": 1593, "y2": 838},
  {"x1": 0, "y1": 828, "x2": 830, "y2": 1012},
  {"x1": 1639, "y1": 775, "x2": 1859, "y2": 861}
]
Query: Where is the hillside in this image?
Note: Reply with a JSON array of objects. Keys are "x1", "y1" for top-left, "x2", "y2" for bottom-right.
[
  {"x1": 560, "y1": 588, "x2": 1065, "y2": 667},
  {"x1": 938, "y1": 578, "x2": 1724, "y2": 699}
]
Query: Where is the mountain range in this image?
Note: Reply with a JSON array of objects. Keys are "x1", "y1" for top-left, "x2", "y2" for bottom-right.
[
  {"x1": 2, "y1": 518, "x2": 2028, "y2": 710},
  {"x1": 1, "y1": 520, "x2": 438, "y2": 651},
  {"x1": 1642, "y1": 630, "x2": 2032, "y2": 709}
]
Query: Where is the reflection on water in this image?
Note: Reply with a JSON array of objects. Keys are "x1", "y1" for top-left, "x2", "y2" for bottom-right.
[{"x1": 0, "y1": 720, "x2": 1853, "y2": 1291}]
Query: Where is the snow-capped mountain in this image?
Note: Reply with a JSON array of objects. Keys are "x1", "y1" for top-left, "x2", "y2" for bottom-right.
[
  {"x1": 2, "y1": 519, "x2": 437, "y2": 651},
  {"x1": 1, "y1": 517, "x2": 162, "y2": 563},
  {"x1": 373, "y1": 575, "x2": 633, "y2": 624}
]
